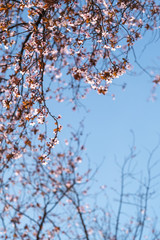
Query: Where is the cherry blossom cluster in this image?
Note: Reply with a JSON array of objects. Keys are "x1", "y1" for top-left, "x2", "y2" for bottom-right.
[{"x1": 0, "y1": 0, "x2": 159, "y2": 165}]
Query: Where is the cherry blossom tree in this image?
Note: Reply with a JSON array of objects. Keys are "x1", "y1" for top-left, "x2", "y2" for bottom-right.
[
  {"x1": 0, "y1": 1, "x2": 160, "y2": 239},
  {"x1": 0, "y1": 0, "x2": 160, "y2": 166}
]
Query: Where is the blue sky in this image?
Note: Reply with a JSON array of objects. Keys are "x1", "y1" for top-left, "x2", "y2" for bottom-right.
[{"x1": 48, "y1": 29, "x2": 160, "y2": 220}]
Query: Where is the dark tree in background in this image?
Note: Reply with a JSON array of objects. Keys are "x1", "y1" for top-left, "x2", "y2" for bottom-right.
[
  {"x1": 0, "y1": 127, "x2": 160, "y2": 239},
  {"x1": 0, "y1": 1, "x2": 160, "y2": 239}
]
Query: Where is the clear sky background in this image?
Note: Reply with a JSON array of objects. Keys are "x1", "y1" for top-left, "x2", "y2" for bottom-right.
[{"x1": 47, "y1": 29, "x2": 160, "y2": 219}]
